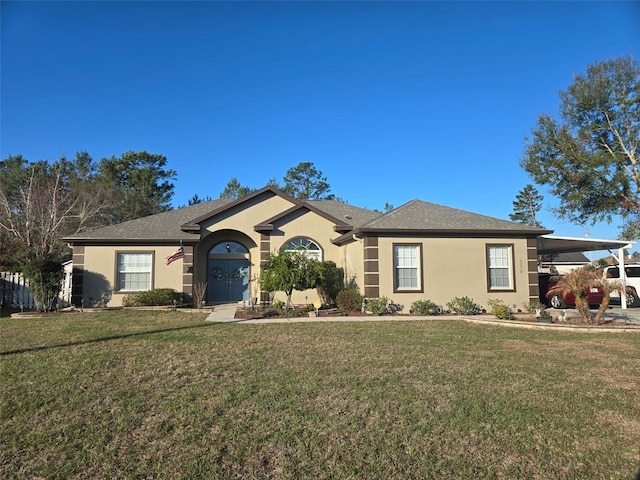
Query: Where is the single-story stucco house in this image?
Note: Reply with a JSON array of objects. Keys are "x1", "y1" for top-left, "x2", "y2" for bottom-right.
[{"x1": 64, "y1": 185, "x2": 554, "y2": 311}]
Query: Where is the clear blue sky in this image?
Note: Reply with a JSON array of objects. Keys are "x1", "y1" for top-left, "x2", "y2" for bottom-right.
[{"x1": 2, "y1": 1, "x2": 639, "y2": 249}]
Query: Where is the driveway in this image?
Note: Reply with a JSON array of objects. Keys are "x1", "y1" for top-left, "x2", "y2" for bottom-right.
[{"x1": 547, "y1": 304, "x2": 640, "y2": 324}]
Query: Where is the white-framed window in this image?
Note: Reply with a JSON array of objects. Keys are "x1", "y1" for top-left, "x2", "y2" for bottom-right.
[
  {"x1": 117, "y1": 252, "x2": 153, "y2": 291},
  {"x1": 282, "y1": 238, "x2": 322, "y2": 261},
  {"x1": 487, "y1": 245, "x2": 514, "y2": 290},
  {"x1": 394, "y1": 244, "x2": 422, "y2": 291}
]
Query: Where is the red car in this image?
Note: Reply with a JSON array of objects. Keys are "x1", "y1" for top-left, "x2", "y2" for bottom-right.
[{"x1": 545, "y1": 275, "x2": 606, "y2": 309}]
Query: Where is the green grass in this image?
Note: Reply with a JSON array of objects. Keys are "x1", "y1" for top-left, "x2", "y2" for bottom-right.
[{"x1": 1, "y1": 311, "x2": 639, "y2": 479}]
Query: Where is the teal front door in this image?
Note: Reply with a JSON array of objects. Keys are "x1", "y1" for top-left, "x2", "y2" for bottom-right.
[{"x1": 208, "y1": 259, "x2": 249, "y2": 303}]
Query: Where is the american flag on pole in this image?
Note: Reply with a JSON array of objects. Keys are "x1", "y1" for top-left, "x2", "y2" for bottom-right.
[{"x1": 165, "y1": 245, "x2": 185, "y2": 265}]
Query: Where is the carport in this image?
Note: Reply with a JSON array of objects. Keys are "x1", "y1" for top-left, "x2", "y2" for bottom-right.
[{"x1": 537, "y1": 235, "x2": 636, "y2": 308}]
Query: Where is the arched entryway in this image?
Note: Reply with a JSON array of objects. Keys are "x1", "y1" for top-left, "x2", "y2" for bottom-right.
[{"x1": 208, "y1": 241, "x2": 250, "y2": 303}]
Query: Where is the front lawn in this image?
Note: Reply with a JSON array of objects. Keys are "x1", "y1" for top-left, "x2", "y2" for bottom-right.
[{"x1": 1, "y1": 311, "x2": 639, "y2": 479}]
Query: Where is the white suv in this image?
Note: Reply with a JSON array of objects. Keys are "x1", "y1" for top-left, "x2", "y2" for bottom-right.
[{"x1": 604, "y1": 264, "x2": 640, "y2": 307}]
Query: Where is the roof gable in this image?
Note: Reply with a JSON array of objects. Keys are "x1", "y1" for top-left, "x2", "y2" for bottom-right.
[
  {"x1": 254, "y1": 202, "x2": 353, "y2": 233},
  {"x1": 181, "y1": 185, "x2": 298, "y2": 232}
]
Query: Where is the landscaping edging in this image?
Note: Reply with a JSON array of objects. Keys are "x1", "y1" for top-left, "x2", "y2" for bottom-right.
[{"x1": 460, "y1": 315, "x2": 640, "y2": 333}]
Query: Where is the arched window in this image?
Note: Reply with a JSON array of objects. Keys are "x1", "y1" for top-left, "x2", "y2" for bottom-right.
[
  {"x1": 282, "y1": 238, "x2": 322, "y2": 261},
  {"x1": 211, "y1": 241, "x2": 248, "y2": 255}
]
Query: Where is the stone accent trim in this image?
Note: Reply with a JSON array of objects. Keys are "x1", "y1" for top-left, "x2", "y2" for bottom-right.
[
  {"x1": 71, "y1": 245, "x2": 85, "y2": 307},
  {"x1": 363, "y1": 235, "x2": 379, "y2": 299},
  {"x1": 527, "y1": 238, "x2": 540, "y2": 302},
  {"x1": 182, "y1": 245, "x2": 194, "y2": 297},
  {"x1": 260, "y1": 234, "x2": 270, "y2": 265},
  {"x1": 260, "y1": 233, "x2": 271, "y2": 303}
]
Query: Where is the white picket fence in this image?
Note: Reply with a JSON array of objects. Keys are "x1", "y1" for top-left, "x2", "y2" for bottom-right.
[{"x1": 0, "y1": 262, "x2": 72, "y2": 310}]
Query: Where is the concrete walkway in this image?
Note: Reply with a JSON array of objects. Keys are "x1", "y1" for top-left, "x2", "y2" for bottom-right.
[{"x1": 204, "y1": 303, "x2": 241, "y2": 323}]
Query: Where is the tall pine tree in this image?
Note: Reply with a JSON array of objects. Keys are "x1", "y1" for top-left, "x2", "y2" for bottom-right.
[{"x1": 510, "y1": 184, "x2": 544, "y2": 227}]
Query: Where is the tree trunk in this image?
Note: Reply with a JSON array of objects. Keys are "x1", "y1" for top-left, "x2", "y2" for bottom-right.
[
  {"x1": 574, "y1": 295, "x2": 593, "y2": 324},
  {"x1": 594, "y1": 295, "x2": 610, "y2": 325}
]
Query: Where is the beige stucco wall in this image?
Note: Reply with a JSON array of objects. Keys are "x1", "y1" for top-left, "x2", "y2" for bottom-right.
[
  {"x1": 196, "y1": 197, "x2": 349, "y2": 306},
  {"x1": 76, "y1": 190, "x2": 538, "y2": 313},
  {"x1": 341, "y1": 237, "x2": 365, "y2": 291},
  {"x1": 375, "y1": 236, "x2": 534, "y2": 313},
  {"x1": 81, "y1": 245, "x2": 185, "y2": 307},
  {"x1": 199, "y1": 193, "x2": 293, "y2": 235}
]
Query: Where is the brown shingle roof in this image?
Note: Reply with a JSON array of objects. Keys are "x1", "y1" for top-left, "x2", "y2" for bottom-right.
[
  {"x1": 332, "y1": 199, "x2": 552, "y2": 243},
  {"x1": 64, "y1": 192, "x2": 550, "y2": 245},
  {"x1": 64, "y1": 198, "x2": 233, "y2": 242}
]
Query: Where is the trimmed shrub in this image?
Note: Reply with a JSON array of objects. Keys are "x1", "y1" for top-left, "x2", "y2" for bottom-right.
[
  {"x1": 522, "y1": 299, "x2": 546, "y2": 313},
  {"x1": 366, "y1": 297, "x2": 389, "y2": 315},
  {"x1": 486, "y1": 298, "x2": 513, "y2": 319},
  {"x1": 410, "y1": 299, "x2": 441, "y2": 315},
  {"x1": 493, "y1": 304, "x2": 513, "y2": 320},
  {"x1": 317, "y1": 261, "x2": 343, "y2": 306},
  {"x1": 272, "y1": 299, "x2": 286, "y2": 310},
  {"x1": 263, "y1": 308, "x2": 282, "y2": 318},
  {"x1": 336, "y1": 289, "x2": 362, "y2": 312},
  {"x1": 446, "y1": 296, "x2": 480, "y2": 315},
  {"x1": 122, "y1": 288, "x2": 181, "y2": 307},
  {"x1": 22, "y1": 258, "x2": 64, "y2": 312}
]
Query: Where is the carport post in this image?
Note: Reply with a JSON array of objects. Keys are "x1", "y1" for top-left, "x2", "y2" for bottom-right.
[{"x1": 619, "y1": 247, "x2": 627, "y2": 310}]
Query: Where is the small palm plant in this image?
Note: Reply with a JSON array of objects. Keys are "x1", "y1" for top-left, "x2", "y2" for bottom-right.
[
  {"x1": 594, "y1": 279, "x2": 623, "y2": 324},
  {"x1": 547, "y1": 266, "x2": 616, "y2": 324}
]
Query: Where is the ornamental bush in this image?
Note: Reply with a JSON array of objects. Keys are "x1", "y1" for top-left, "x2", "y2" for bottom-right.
[
  {"x1": 122, "y1": 288, "x2": 182, "y2": 307},
  {"x1": 22, "y1": 258, "x2": 65, "y2": 312},
  {"x1": 336, "y1": 289, "x2": 362, "y2": 312},
  {"x1": 446, "y1": 296, "x2": 480, "y2": 315},
  {"x1": 317, "y1": 261, "x2": 343, "y2": 306},
  {"x1": 522, "y1": 299, "x2": 546, "y2": 313},
  {"x1": 487, "y1": 298, "x2": 513, "y2": 320},
  {"x1": 410, "y1": 299, "x2": 441, "y2": 315},
  {"x1": 366, "y1": 297, "x2": 389, "y2": 315}
]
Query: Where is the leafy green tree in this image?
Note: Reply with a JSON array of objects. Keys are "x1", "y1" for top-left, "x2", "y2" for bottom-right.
[
  {"x1": 520, "y1": 56, "x2": 640, "y2": 239},
  {"x1": 317, "y1": 261, "x2": 343, "y2": 306},
  {"x1": 219, "y1": 178, "x2": 254, "y2": 199},
  {"x1": 282, "y1": 162, "x2": 331, "y2": 200},
  {"x1": 22, "y1": 258, "x2": 64, "y2": 312},
  {"x1": 509, "y1": 184, "x2": 545, "y2": 227},
  {"x1": 98, "y1": 151, "x2": 176, "y2": 223},
  {"x1": 260, "y1": 250, "x2": 324, "y2": 308}
]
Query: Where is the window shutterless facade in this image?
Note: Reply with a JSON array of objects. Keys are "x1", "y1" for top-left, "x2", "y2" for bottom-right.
[
  {"x1": 116, "y1": 252, "x2": 153, "y2": 291},
  {"x1": 393, "y1": 243, "x2": 422, "y2": 292},
  {"x1": 486, "y1": 244, "x2": 514, "y2": 291}
]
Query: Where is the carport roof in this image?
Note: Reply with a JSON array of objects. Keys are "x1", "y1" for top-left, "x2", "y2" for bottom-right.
[{"x1": 537, "y1": 235, "x2": 634, "y2": 255}]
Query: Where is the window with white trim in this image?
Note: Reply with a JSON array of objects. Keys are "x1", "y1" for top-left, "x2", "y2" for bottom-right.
[
  {"x1": 487, "y1": 245, "x2": 513, "y2": 290},
  {"x1": 117, "y1": 252, "x2": 152, "y2": 291},
  {"x1": 394, "y1": 244, "x2": 421, "y2": 291},
  {"x1": 282, "y1": 238, "x2": 322, "y2": 261}
]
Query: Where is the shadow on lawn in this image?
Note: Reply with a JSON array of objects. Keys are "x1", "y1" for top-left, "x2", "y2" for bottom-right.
[{"x1": 0, "y1": 322, "x2": 219, "y2": 356}]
